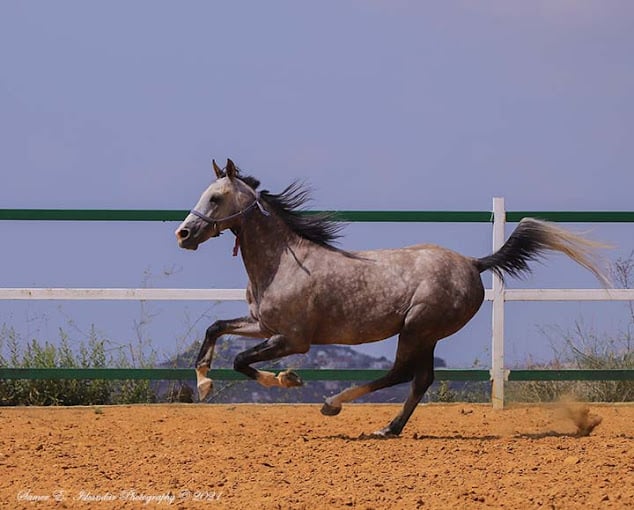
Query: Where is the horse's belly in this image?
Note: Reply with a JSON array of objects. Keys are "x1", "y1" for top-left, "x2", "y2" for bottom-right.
[{"x1": 310, "y1": 307, "x2": 405, "y2": 345}]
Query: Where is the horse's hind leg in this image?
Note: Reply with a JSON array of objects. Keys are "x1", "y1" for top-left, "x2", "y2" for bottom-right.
[
  {"x1": 373, "y1": 343, "x2": 436, "y2": 437},
  {"x1": 195, "y1": 316, "x2": 266, "y2": 400},
  {"x1": 321, "y1": 334, "x2": 426, "y2": 416},
  {"x1": 321, "y1": 331, "x2": 437, "y2": 437},
  {"x1": 321, "y1": 364, "x2": 415, "y2": 416}
]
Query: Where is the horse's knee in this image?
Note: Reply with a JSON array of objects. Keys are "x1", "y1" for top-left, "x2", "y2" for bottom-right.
[
  {"x1": 206, "y1": 320, "x2": 225, "y2": 339},
  {"x1": 195, "y1": 322, "x2": 225, "y2": 366},
  {"x1": 233, "y1": 351, "x2": 247, "y2": 371}
]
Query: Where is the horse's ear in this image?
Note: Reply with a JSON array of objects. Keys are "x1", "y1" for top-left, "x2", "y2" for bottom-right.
[
  {"x1": 212, "y1": 159, "x2": 223, "y2": 179},
  {"x1": 226, "y1": 159, "x2": 237, "y2": 179}
]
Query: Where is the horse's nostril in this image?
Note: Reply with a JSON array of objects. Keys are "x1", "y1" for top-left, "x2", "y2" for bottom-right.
[{"x1": 177, "y1": 228, "x2": 190, "y2": 240}]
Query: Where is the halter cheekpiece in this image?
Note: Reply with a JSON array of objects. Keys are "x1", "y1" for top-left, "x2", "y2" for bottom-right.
[{"x1": 189, "y1": 193, "x2": 270, "y2": 225}]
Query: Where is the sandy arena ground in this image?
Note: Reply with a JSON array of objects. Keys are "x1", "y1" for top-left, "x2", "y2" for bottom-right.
[{"x1": 0, "y1": 403, "x2": 632, "y2": 509}]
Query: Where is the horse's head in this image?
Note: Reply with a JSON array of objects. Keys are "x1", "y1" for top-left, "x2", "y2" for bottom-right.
[{"x1": 175, "y1": 159, "x2": 264, "y2": 250}]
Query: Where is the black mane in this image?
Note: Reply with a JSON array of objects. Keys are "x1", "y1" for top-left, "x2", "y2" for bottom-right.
[
  {"x1": 231, "y1": 169, "x2": 344, "y2": 250},
  {"x1": 260, "y1": 182, "x2": 344, "y2": 250}
]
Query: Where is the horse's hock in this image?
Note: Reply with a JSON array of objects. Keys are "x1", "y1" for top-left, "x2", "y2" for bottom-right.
[{"x1": 2, "y1": 403, "x2": 633, "y2": 509}]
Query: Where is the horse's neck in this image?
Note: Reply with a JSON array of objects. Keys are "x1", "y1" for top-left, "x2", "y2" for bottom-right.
[{"x1": 238, "y1": 213, "x2": 298, "y2": 291}]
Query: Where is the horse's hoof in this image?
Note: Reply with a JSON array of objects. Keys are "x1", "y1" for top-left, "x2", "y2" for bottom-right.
[
  {"x1": 197, "y1": 378, "x2": 213, "y2": 401},
  {"x1": 279, "y1": 370, "x2": 303, "y2": 388},
  {"x1": 370, "y1": 427, "x2": 400, "y2": 439},
  {"x1": 321, "y1": 402, "x2": 342, "y2": 416}
]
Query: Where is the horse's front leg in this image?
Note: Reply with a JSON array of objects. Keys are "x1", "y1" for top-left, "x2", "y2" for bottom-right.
[
  {"x1": 195, "y1": 316, "x2": 266, "y2": 400},
  {"x1": 233, "y1": 335, "x2": 309, "y2": 389}
]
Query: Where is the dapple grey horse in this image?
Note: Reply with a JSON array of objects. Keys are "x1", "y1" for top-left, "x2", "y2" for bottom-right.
[{"x1": 175, "y1": 159, "x2": 607, "y2": 436}]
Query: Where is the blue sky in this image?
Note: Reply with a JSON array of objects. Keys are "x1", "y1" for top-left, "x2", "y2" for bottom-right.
[{"x1": 1, "y1": 1, "x2": 633, "y2": 367}]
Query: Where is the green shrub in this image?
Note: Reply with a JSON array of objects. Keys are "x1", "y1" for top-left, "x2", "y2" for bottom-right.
[
  {"x1": 507, "y1": 322, "x2": 634, "y2": 403},
  {"x1": 0, "y1": 324, "x2": 157, "y2": 406}
]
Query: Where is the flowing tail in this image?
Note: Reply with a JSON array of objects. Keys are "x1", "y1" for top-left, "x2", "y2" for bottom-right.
[{"x1": 475, "y1": 218, "x2": 610, "y2": 286}]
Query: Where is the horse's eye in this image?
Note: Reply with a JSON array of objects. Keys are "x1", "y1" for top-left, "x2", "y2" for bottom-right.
[{"x1": 209, "y1": 195, "x2": 220, "y2": 204}]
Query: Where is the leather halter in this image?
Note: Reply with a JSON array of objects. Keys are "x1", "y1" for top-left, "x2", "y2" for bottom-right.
[{"x1": 189, "y1": 193, "x2": 270, "y2": 225}]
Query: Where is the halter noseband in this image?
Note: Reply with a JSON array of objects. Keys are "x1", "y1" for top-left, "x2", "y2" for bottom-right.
[{"x1": 189, "y1": 193, "x2": 270, "y2": 226}]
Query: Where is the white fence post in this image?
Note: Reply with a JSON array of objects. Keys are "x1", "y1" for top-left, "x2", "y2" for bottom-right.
[{"x1": 491, "y1": 197, "x2": 506, "y2": 409}]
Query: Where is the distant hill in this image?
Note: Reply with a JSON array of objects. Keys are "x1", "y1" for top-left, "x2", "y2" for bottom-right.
[{"x1": 158, "y1": 337, "x2": 448, "y2": 404}]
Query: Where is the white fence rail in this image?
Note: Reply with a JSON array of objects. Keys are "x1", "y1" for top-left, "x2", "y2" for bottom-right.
[
  {"x1": 2, "y1": 287, "x2": 633, "y2": 302},
  {"x1": 0, "y1": 288, "x2": 246, "y2": 301}
]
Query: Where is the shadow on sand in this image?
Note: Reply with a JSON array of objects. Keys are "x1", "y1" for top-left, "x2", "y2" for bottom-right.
[
  {"x1": 317, "y1": 429, "x2": 620, "y2": 441},
  {"x1": 319, "y1": 432, "x2": 503, "y2": 441}
]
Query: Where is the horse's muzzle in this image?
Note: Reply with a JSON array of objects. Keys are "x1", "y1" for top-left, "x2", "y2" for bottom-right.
[
  {"x1": 175, "y1": 223, "x2": 222, "y2": 250},
  {"x1": 175, "y1": 227, "x2": 199, "y2": 250}
]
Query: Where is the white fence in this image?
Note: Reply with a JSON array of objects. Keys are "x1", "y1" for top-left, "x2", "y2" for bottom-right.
[{"x1": 1, "y1": 197, "x2": 633, "y2": 408}]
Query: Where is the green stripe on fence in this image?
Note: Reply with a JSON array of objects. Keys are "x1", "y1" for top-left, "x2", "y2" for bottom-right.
[
  {"x1": 0, "y1": 209, "x2": 189, "y2": 221},
  {"x1": 3, "y1": 209, "x2": 634, "y2": 223},
  {"x1": 508, "y1": 369, "x2": 633, "y2": 381},
  {"x1": 324, "y1": 211, "x2": 493, "y2": 222},
  {"x1": 506, "y1": 211, "x2": 634, "y2": 223},
  {"x1": 1, "y1": 368, "x2": 631, "y2": 382},
  {"x1": 0, "y1": 209, "x2": 493, "y2": 222},
  {"x1": 0, "y1": 368, "x2": 489, "y2": 381}
]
